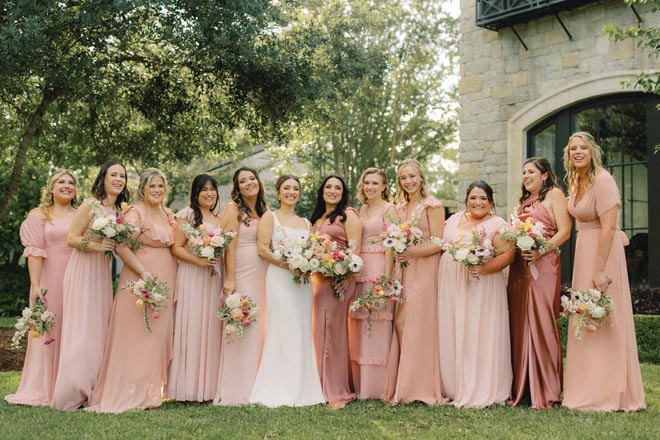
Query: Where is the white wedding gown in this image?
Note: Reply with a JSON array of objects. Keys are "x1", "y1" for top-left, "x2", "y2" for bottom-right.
[{"x1": 248, "y1": 215, "x2": 325, "y2": 407}]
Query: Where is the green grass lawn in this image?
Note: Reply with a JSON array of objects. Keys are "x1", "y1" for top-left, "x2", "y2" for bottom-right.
[{"x1": 1, "y1": 364, "x2": 658, "y2": 439}]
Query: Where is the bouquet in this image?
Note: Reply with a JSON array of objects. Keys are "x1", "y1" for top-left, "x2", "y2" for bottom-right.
[
  {"x1": 312, "y1": 235, "x2": 363, "y2": 298},
  {"x1": 561, "y1": 288, "x2": 614, "y2": 340},
  {"x1": 181, "y1": 222, "x2": 235, "y2": 275},
  {"x1": 218, "y1": 293, "x2": 259, "y2": 341},
  {"x1": 432, "y1": 227, "x2": 494, "y2": 281},
  {"x1": 349, "y1": 275, "x2": 403, "y2": 328},
  {"x1": 124, "y1": 277, "x2": 171, "y2": 332},
  {"x1": 272, "y1": 233, "x2": 321, "y2": 284},
  {"x1": 376, "y1": 221, "x2": 424, "y2": 268},
  {"x1": 500, "y1": 212, "x2": 557, "y2": 279},
  {"x1": 11, "y1": 289, "x2": 56, "y2": 350},
  {"x1": 88, "y1": 200, "x2": 139, "y2": 255}
]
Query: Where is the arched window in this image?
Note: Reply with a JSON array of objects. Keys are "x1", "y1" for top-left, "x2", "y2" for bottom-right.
[{"x1": 528, "y1": 93, "x2": 660, "y2": 287}]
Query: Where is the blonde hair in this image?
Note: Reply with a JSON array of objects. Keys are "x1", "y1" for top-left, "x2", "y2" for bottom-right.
[
  {"x1": 137, "y1": 167, "x2": 168, "y2": 207},
  {"x1": 357, "y1": 167, "x2": 392, "y2": 204},
  {"x1": 563, "y1": 131, "x2": 604, "y2": 195},
  {"x1": 39, "y1": 169, "x2": 80, "y2": 221},
  {"x1": 395, "y1": 159, "x2": 428, "y2": 204}
]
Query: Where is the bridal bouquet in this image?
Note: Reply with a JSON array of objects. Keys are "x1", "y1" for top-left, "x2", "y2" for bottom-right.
[
  {"x1": 88, "y1": 200, "x2": 139, "y2": 255},
  {"x1": 272, "y1": 232, "x2": 324, "y2": 284},
  {"x1": 350, "y1": 275, "x2": 403, "y2": 327},
  {"x1": 180, "y1": 222, "x2": 235, "y2": 275},
  {"x1": 218, "y1": 293, "x2": 259, "y2": 341},
  {"x1": 376, "y1": 221, "x2": 424, "y2": 267},
  {"x1": 432, "y1": 227, "x2": 494, "y2": 280},
  {"x1": 561, "y1": 288, "x2": 614, "y2": 340},
  {"x1": 499, "y1": 212, "x2": 556, "y2": 279},
  {"x1": 313, "y1": 236, "x2": 363, "y2": 298},
  {"x1": 124, "y1": 277, "x2": 171, "y2": 332},
  {"x1": 11, "y1": 289, "x2": 55, "y2": 350}
]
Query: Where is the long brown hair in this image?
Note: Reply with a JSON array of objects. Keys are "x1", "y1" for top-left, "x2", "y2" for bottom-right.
[
  {"x1": 519, "y1": 157, "x2": 559, "y2": 204},
  {"x1": 231, "y1": 167, "x2": 267, "y2": 226}
]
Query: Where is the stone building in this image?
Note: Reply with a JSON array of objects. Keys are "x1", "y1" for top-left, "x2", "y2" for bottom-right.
[{"x1": 458, "y1": 0, "x2": 660, "y2": 286}]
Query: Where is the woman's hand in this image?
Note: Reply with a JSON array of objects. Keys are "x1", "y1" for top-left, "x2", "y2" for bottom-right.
[
  {"x1": 593, "y1": 270, "x2": 612, "y2": 292},
  {"x1": 222, "y1": 278, "x2": 236, "y2": 296},
  {"x1": 336, "y1": 277, "x2": 355, "y2": 297},
  {"x1": 198, "y1": 257, "x2": 217, "y2": 269},
  {"x1": 468, "y1": 264, "x2": 485, "y2": 278},
  {"x1": 140, "y1": 271, "x2": 153, "y2": 281},
  {"x1": 29, "y1": 284, "x2": 44, "y2": 306},
  {"x1": 521, "y1": 249, "x2": 541, "y2": 263},
  {"x1": 99, "y1": 238, "x2": 116, "y2": 254},
  {"x1": 396, "y1": 249, "x2": 414, "y2": 265}
]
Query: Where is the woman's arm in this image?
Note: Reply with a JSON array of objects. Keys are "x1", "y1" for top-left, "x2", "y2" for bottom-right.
[
  {"x1": 593, "y1": 205, "x2": 618, "y2": 292},
  {"x1": 114, "y1": 209, "x2": 151, "y2": 280},
  {"x1": 256, "y1": 211, "x2": 284, "y2": 267},
  {"x1": 344, "y1": 209, "x2": 363, "y2": 254},
  {"x1": 384, "y1": 206, "x2": 399, "y2": 277},
  {"x1": 399, "y1": 205, "x2": 444, "y2": 260},
  {"x1": 472, "y1": 232, "x2": 515, "y2": 276},
  {"x1": 523, "y1": 188, "x2": 572, "y2": 262},
  {"x1": 67, "y1": 203, "x2": 115, "y2": 254},
  {"x1": 170, "y1": 218, "x2": 215, "y2": 268},
  {"x1": 220, "y1": 203, "x2": 240, "y2": 294}
]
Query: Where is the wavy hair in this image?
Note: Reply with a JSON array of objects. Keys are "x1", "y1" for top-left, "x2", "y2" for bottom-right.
[
  {"x1": 310, "y1": 175, "x2": 350, "y2": 225},
  {"x1": 357, "y1": 167, "x2": 392, "y2": 204},
  {"x1": 39, "y1": 169, "x2": 80, "y2": 221},
  {"x1": 395, "y1": 159, "x2": 428, "y2": 204},
  {"x1": 90, "y1": 161, "x2": 130, "y2": 210},
  {"x1": 563, "y1": 131, "x2": 604, "y2": 196},
  {"x1": 231, "y1": 167, "x2": 267, "y2": 226},
  {"x1": 189, "y1": 174, "x2": 219, "y2": 228},
  {"x1": 136, "y1": 168, "x2": 168, "y2": 208},
  {"x1": 519, "y1": 157, "x2": 559, "y2": 204}
]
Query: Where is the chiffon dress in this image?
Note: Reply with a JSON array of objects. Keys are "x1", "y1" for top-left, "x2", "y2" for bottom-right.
[
  {"x1": 507, "y1": 195, "x2": 563, "y2": 409},
  {"x1": 438, "y1": 212, "x2": 511, "y2": 408},
  {"x1": 563, "y1": 170, "x2": 645, "y2": 411},
  {"x1": 51, "y1": 199, "x2": 115, "y2": 411},
  {"x1": 311, "y1": 215, "x2": 357, "y2": 404},
  {"x1": 167, "y1": 207, "x2": 223, "y2": 402},
  {"x1": 5, "y1": 215, "x2": 73, "y2": 406},
  {"x1": 383, "y1": 197, "x2": 447, "y2": 405},
  {"x1": 87, "y1": 205, "x2": 177, "y2": 413},
  {"x1": 348, "y1": 203, "x2": 394, "y2": 399},
  {"x1": 214, "y1": 218, "x2": 268, "y2": 405},
  {"x1": 248, "y1": 214, "x2": 324, "y2": 407}
]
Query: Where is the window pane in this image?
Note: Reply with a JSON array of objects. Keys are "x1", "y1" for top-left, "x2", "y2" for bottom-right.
[{"x1": 532, "y1": 123, "x2": 556, "y2": 172}]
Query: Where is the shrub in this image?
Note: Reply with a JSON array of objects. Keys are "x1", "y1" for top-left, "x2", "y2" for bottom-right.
[{"x1": 0, "y1": 263, "x2": 29, "y2": 317}]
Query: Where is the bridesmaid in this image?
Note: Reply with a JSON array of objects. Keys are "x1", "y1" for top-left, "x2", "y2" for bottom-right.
[
  {"x1": 51, "y1": 161, "x2": 129, "y2": 411},
  {"x1": 562, "y1": 131, "x2": 645, "y2": 411},
  {"x1": 383, "y1": 159, "x2": 446, "y2": 405},
  {"x1": 87, "y1": 168, "x2": 177, "y2": 413},
  {"x1": 507, "y1": 157, "x2": 571, "y2": 409},
  {"x1": 348, "y1": 168, "x2": 398, "y2": 399},
  {"x1": 168, "y1": 174, "x2": 223, "y2": 402},
  {"x1": 438, "y1": 180, "x2": 515, "y2": 408},
  {"x1": 214, "y1": 167, "x2": 268, "y2": 406},
  {"x1": 310, "y1": 175, "x2": 362, "y2": 410},
  {"x1": 5, "y1": 170, "x2": 78, "y2": 406}
]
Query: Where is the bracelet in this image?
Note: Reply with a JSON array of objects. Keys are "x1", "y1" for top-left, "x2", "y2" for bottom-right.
[
  {"x1": 76, "y1": 237, "x2": 91, "y2": 251},
  {"x1": 226, "y1": 276, "x2": 236, "y2": 280}
]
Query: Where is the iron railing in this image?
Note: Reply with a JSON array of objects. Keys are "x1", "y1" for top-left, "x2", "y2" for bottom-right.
[{"x1": 476, "y1": 0, "x2": 597, "y2": 30}]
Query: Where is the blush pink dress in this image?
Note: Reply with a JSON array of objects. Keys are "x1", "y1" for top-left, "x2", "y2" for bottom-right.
[
  {"x1": 51, "y1": 199, "x2": 115, "y2": 411},
  {"x1": 563, "y1": 170, "x2": 645, "y2": 411},
  {"x1": 438, "y1": 212, "x2": 511, "y2": 408},
  {"x1": 214, "y1": 218, "x2": 268, "y2": 406},
  {"x1": 87, "y1": 205, "x2": 177, "y2": 413},
  {"x1": 5, "y1": 215, "x2": 74, "y2": 406},
  {"x1": 167, "y1": 207, "x2": 223, "y2": 402},
  {"x1": 383, "y1": 197, "x2": 447, "y2": 405},
  {"x1": 311, "y1": 214, "x2": 356, "y2": 404},
  {"x1": 348, "y1": 203, "x2": 394, "y2": 399},
  {"x1": 507, "y1": 196, "x2": 563, "y2": 409}
]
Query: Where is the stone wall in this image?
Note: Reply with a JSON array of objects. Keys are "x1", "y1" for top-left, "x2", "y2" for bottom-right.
[{"x1": 458, "y1": 0, "x2": 660, "y2": 213}]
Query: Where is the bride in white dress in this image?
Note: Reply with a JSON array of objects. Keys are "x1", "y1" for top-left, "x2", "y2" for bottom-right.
[{"x1": 249, "y1": 175, "x2": 325, "y2": 407}]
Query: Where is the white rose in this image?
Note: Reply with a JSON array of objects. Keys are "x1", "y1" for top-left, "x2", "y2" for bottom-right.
[
  {"x1": 289, "y1": 254, "x2": 306, "y2": 269},
  {"x1": 210, "y1": 236, "x2": 225, "y2": 247},
  {"x1": 589, "y1": 289, "x2": 602, "y2": 301},
  {"x1": 303, "y1": 249, "x2": 314, "y2": 259},
  {"x1": 225, "y1": 294, "x2": 241, "y2": 309},
  {"x1": 15, "y1": 321, "x2": 25, "y2": 331},
  {"x1": 590, "y1": 306, "x2": 607, "y2": 319},
  {"x1": 516, "y1": 235, "x2": 535, "y2": 251},
  {"x1": 454, "y1": 247, "x2": 470, "y2": 262},
  {"x1": 300, "y1": 261, "x2": 311, "y2": 272},
  {"x1": 308, "y1": 258, "x2": 320, "y2": 271},
  {"x1": 102, "y1": 225, "x2": 117, "y2": 238},
  {"x1": 393, "y1": 241, "x2": 406, "y2": 253},
  {"x1": 92, "y1": 217, "x2": 110, "y2": 231},
  {"x1": 272, "y1": 249, "x2": 282, "y2": 260},
  {"x1": 334, "y1": 263, "x2": 346, "y2": 275},
  {"x1": 200, "y1": 246, "x2": 215, "y2": 259},
  {"x1": 21, "y1": 307, "x2": 32, "y2": 319},
  {"x1": 467, "y1": 253, "x2": 480, "y2": 265}
]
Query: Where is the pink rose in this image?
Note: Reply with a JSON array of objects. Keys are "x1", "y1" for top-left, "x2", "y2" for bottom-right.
[
  {"x1": 244, "y1": 320, "x2": 251, "y2": 326},
  {"x1": 151, "y1": 311, "x2": 161, "y2": 319},
  {"x1": 44, "y1": 338, "x2": 55, "y2": 345}
]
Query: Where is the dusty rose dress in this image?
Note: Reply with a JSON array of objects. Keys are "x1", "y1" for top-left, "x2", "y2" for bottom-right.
[
  {"x1": 51, "y1": 199, "x2": 115, "y2": 411},
  {"x1": 383, "y1": 197, "x2": 447, "y2": 405},
  {"x1": 507, "y1": 196, "x2": 563, "y2": 409},
  {"x1": 214, "y1": 218, "x2": 268, "y2": 405},
  {"x1": 348, "y1": 203, "x2": 394, "y2": 399},
  {"x1": 87, "y1": 205, "x2": 177, "y2": 413},
  {"x1": 167, "y1": 207, "x2": 223, "y2": 402},
  {"x1": 438, "y1": 212, "x2": 511, "y2": 408},
  {"x1": 5, "y1": 215, "x2": 73, "y2": 406},
  {"x1": 311, "y1": 215, "x2": 356, "y2": 404},
  {"x1": 563, "y1": 170, "x2": 645, "y2": 411}
]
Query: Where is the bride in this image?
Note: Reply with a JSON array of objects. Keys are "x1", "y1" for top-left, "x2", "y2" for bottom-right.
[{"x1": 248, "y1": 175, "x2": 325, "y2": 407}]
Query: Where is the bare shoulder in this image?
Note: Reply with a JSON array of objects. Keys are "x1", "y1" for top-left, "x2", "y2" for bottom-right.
[{"x1": 545, "y1": 187, "x2": 567, "y2": 202}]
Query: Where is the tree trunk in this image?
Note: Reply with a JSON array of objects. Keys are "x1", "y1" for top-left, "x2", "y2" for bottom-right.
[{"x1": 0, "y1": 87, "x2": 60, "y2": 218}]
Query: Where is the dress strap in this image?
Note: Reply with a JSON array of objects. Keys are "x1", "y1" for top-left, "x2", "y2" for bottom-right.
[{"x1": 271, "y1": 210, "x2": 282, "y2": 227}]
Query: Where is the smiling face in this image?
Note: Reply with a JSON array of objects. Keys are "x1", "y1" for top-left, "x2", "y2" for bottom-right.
[
  {"x1": 104, "y1": 164, "x2": 127, "y2": 198},
  {"x1": 522, "y1": 162, "x2": 547, "y2": 196},
  {"x1": 237, "y1": 170, "x2": 260, "y2": 199},
  {"x1": 397, "y1": 165, "x2": 422, "y2": 197},
  {"x1": 466, "y1": 187, "x2": 492, "y2": 220},
  {"x1": 362, "y1": 172, "x2": 387, "y2": 202},
  {"x1": 278, "y1": 178, "x2": 300, "y2": 208},
  {"x1": 197, "y1": 181, "x2": 218, "y2": 210},
  {"x1": 144, "y1": 176, "x2": 166, "y2": 206},
  {"x1": 568, "y1": 135, "x2": 594, "y2": 172},
  {"x1": 51, "y1": 173, "x2": 77, "y2": 205},
  {"x1": 323, "y1": 177, "x2": 343, "y2": 207}
]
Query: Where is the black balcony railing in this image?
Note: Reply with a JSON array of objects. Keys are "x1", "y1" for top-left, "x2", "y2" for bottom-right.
[{"x1": 476, "y1": 0, "x2": 597, "y2": 30}]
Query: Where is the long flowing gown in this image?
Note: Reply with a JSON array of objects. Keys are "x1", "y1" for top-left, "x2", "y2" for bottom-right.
[
  {"x1": 214, "y1": 219, "x2": 268, "y2": 405},
  {"x1": 348, "y1": 203, "x2": 394, "y2": 399},
  {"x1": 563, "y1": 170, "x2": 645, "y2": 411},
  {"x1": 5, "y1": 215, "x2": 73, "y2": 406},
  {"x1": 507, "y1": 196, "x2": 563, "y2": 409},
  {"x1": 438, "y1": 212, "x2": 511, "y2": 408},
  {"x1": 383, "y1": 197, "x2": 447, "y2": 405},
  {"x1": 248, "y1": 214, "x2": 324, "y2": 407},
  {"x1": 51, "y1": 199, "x2": 115, "y2": 411},
  {"x1": 167, "y1": 207, "x2": 223, "y2": 402},
  {"x1": 311, "y1": 215, "x2": 356, "y2": 404},
  {"x1": 87, "y1": 205, "x2": 177, "y2": 413}
]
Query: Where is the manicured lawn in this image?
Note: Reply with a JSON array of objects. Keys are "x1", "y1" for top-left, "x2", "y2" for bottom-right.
[{"x1": 1, "y1": 364, "x2": 658, "y2": 439}]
